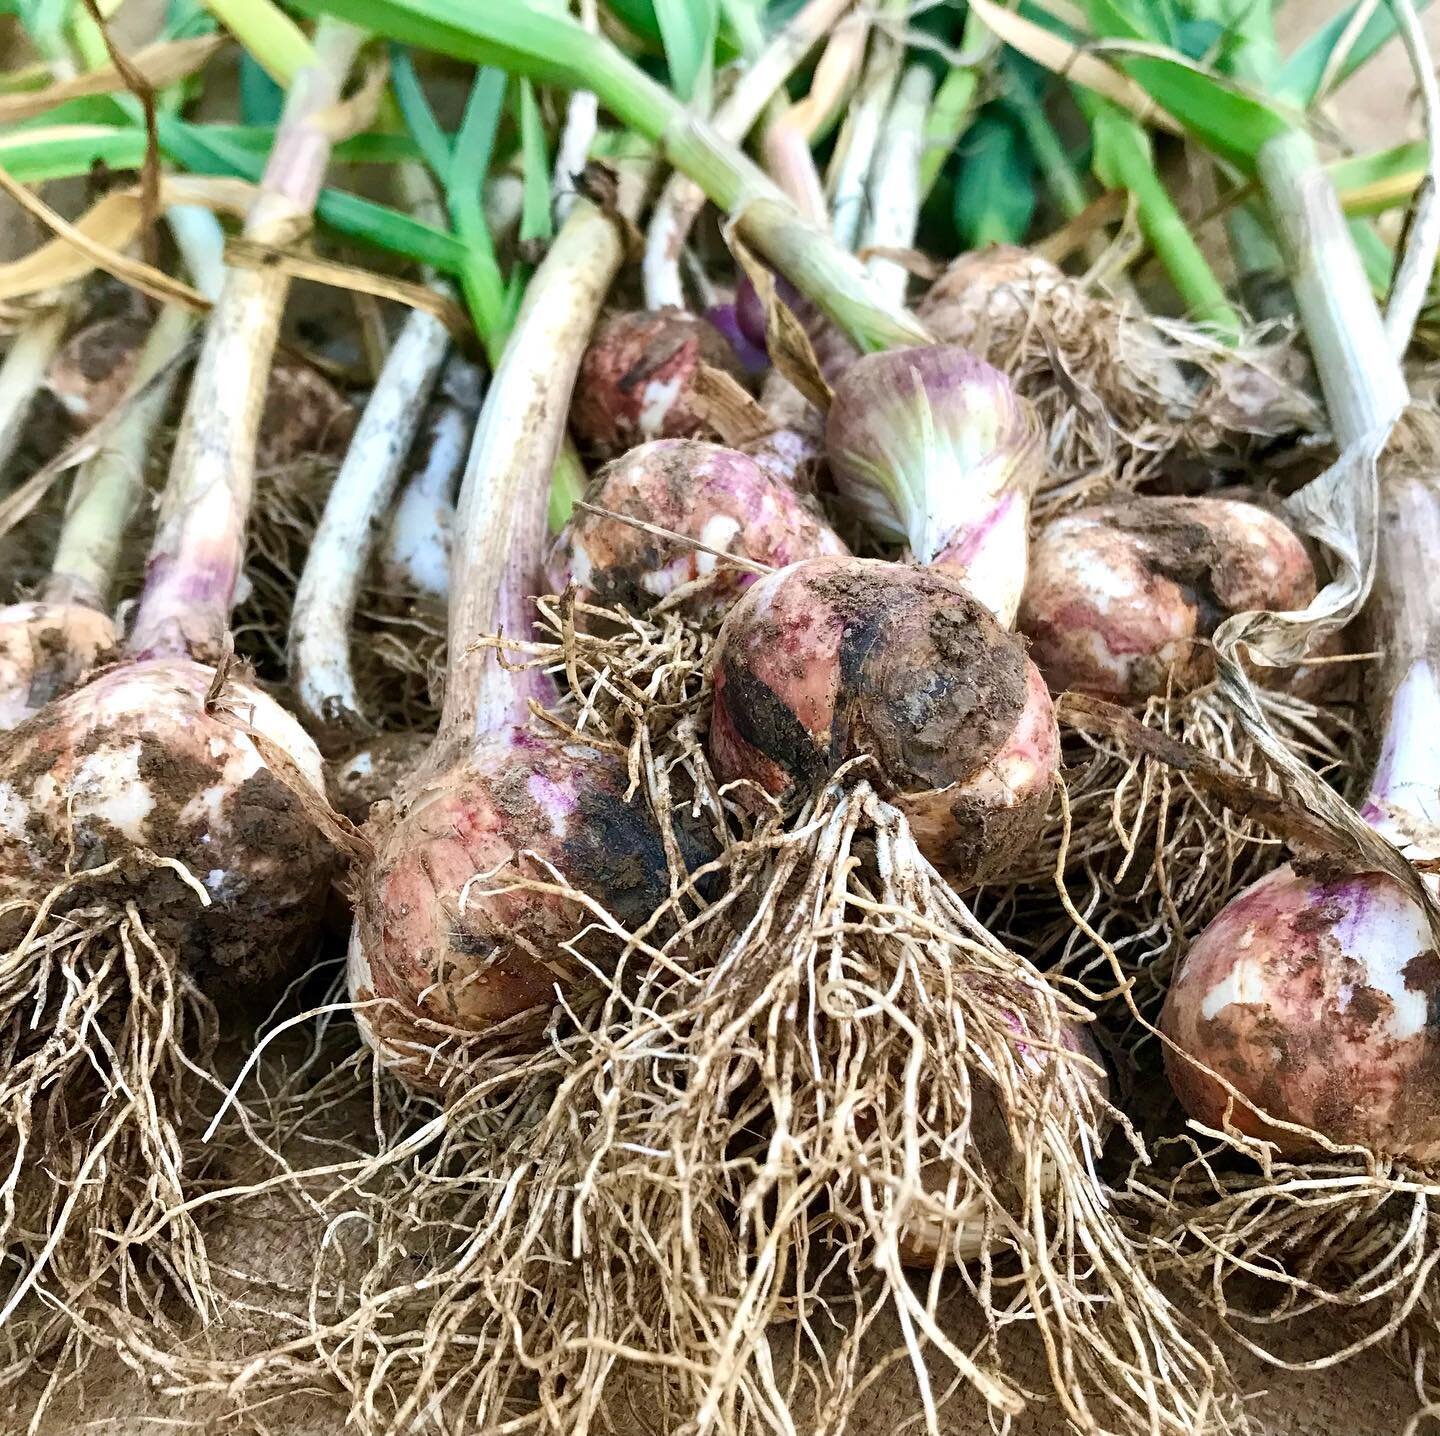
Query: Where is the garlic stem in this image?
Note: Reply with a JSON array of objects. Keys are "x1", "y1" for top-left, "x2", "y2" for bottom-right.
[
  {"x1": 1256, "y1": 131, "x2": 1408, "y2": 447},
  {"x1": 1359, "y1": 472, "x2": 1440, "y2": 860},
  {"x1": 44, "y1": 208, "x2": 227, "y2": 610},
  {"x1": 862, "y1": 63, "x2": 934, "y2": 308},
  {"x1": 292, "y1": 306, "x2": 452, "y2": 729},
  {"x1": 827, "y1": 3, "x2": 905, "y2": 250},
  {"x1": 552, "y1": 0, "x2": 597, "y2": 227},
  {"x1": 380, "y1": 354, "x2": 480, "y2": 598},
  {"x1": 644, "y1": 0, "x2": 854, "y2": 308},
  {"x1": 128, "y1": 18, "x2": 365, "y2": 663},
  {"x1": 0, "y1": 302, "x2": 74, "y2": 486},
  {"x1": 439, "y1": 160, "x2": 654, "y2": 749}
]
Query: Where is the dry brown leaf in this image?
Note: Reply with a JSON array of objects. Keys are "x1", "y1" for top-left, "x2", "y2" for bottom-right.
[
  {"x1": 0, "y1": 34, "x2": 224, "y2": 124},
  {"x1": 966, "y1": 0, "x2": 1180, "y2": 134},
  {"x1": 0, "y1": 173, "x2": 207, "y2": 309},
  {"x1": 726, "y1": 229, "x2": 832, "y2": 410},
  {"x1": 222, "y1": 237, "x2": 472, "y2": 341},
  {"x1": 688, "y1": 363, "x2": 774, "y2": 447}
]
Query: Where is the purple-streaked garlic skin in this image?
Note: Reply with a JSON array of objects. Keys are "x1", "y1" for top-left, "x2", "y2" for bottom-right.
[
  {"x1": 546, "y1": 439, "x2": 847, "y2": 618},
  {"x1": 1160, "y1": 863, "x2": 1440, "y2": 1160},
  {"x1": 1018, "y1": 497, "x2": 1316, "y2": 700},
  {"x1": 825, "y1": 347, "x2": 1044, "y2": 626},
  {"x1": 0, "y1": 659, "x2": 332, "y2": 985},
  {"x1": 570, "y1": 309, "x2": 747, "y2": 459},
  {"x1": 0, "y1": 601, "x2": 117, "y2": 731},
  {"x1": 350, "y1": 730, "x2": 712, "y2": 1088},
  {"x1": 704, "y1": 302, "x2": 769, "y2": 374},
  {"x1": 898, "y1": 1019, "x2": 1109, "y2": 1266},
  {"x1": 707, "y1": 556, "x2": 1058, "y2": 886}
]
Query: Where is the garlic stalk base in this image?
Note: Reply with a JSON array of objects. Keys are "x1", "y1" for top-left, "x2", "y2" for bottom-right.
[
  {"x1": 292, "y1": 307, "x2": 452, "y2": 730},
  {"x1": 128, "y1": 18, "x2": 365, "y2": 663},
  {"x1": 0, "y1": 303, "x2": 74, "y2": 489},
  {"x1": 440, "y1": 161, "x2": 655, "y2": 749}
]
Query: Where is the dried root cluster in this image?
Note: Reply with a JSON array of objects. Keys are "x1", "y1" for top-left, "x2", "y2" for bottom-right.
[{"x1": 123, "y1": 591, "x2": 1248, "y2": 1436}]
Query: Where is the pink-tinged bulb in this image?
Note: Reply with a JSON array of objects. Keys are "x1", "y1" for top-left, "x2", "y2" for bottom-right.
[
  {"x1": 350, "y1": 731, "x2": 715, "y2": 1088},
  {"x1": 1018, "y1": 497, "x2": 1316, "y2": 700},
  {"x1": 0, "y1": 659, "x2": 333, "y2": 985},
  {"x1": 825, "y1": 347, "x2": 1043, "y2": 625},
  {"x1": 571, "y1": 309, "x2": 747, "y2": 459},
  {"x1": 707, "y1": 557, "x2": 1058, "y2": 886},
  {"x1": 1161, "y1": 864, "x2": 1440, "y2": 1161},
  {"x1": 896, "y1": 1020, "x2": 1109, "y2": 1266},
  {"x1": 546, "y1": 439, "x2": 846, "y2": 618},
  {"x1": 0, "y1": 601, "x2": 117, "y2": 731}
]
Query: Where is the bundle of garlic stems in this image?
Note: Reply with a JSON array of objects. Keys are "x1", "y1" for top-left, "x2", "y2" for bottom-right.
[{"x1": 0, "y1": 16, "x2": 361, "y2": 1341}]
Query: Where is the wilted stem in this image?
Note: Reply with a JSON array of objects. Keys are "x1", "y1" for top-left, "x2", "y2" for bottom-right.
[
  {"x1": 828, "y1": 3, "x2": 905, "y2": 250},
  {"x1": 863, "y1": 63, "x2": 934, "y2": 307}
]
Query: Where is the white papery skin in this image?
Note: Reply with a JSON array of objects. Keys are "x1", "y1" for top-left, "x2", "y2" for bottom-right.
[
  {"x1": 825, "y1": 347, "x2": 1043, "y2": 626},
  {"x1": 0, "y1": 660, "x2": 331, "y2": 981},
  {"x1": 0, "y1": 602, "x2": 117, "y2": 731}
]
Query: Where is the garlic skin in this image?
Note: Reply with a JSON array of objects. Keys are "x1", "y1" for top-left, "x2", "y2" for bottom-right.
[
  {"x1": 917, "y1": 246, "x2": 1068, "y2": 353},
  {"x1": 825, "y1": 348, "x2": 1043, "y2": 625},
  {"x1": 1161, "y1": 863, "x2": 1440, "y2": 1160},
  {"x1": 0, "y1": 660, "x2": 333, "y2": 983},
  {"x1": 707, "y1": 557, "x2": 1058, "y2": 886},
  {"x1": 1018, "y1": 497, "x2": 1316, "y2": 700},
  {"x1": 0, "y1": 601, "x2": 117, "y2": 731},
  {"x1": 350, "y1": 732, "x2": 713, "y2": 1087},
  {"x1": 571, "y1": 309, "x2": 747, "y2": 459},
  {"x1": 546, "y1": 439, "x2": 846, "y2": 618}
]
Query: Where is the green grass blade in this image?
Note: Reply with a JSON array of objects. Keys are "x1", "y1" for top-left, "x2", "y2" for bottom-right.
[
  {"x1": 653, "y1": 0, "x2": 719, "y2": 102},
  {"x1": 517, "y1": 78, "x2": 554, "y2": 244},
  {"x1": 1331, "y1": 139, "x2": 1429, "y2": 217},
  {"x1": 604, "y1": 0, "x2": 665, "y2": 47},
  {"x1": 448, "y1": 68, "x2": 511, "y2": 357},
  {"x1": 1278, "y1": 0, "x2": 1435, "y2": 108},
  {"x1": 953, "y1": 106, "x2": 1036, "y2": 247},
  {"x1": 240, "y1": 50, "x2": 284, "y2": 125},
  {"x1": 287, "y1": 0, "x2": 597, "y2": 87},
  {"x1": 0, "y1": 121, "x2": 421, "y2": 183},
  {"x1": 157, "y1": 115, "x2": 469, "y2": 272},
  {"x1": 389, "y1": 44, "x2": 455, "y2": 183},
  {"x1": 1089, "y1": 98, "x2": 1242, "y2": 335},
  {"x1": 1082, "y1": 0, "x2": 1291, "y2": 170}
]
